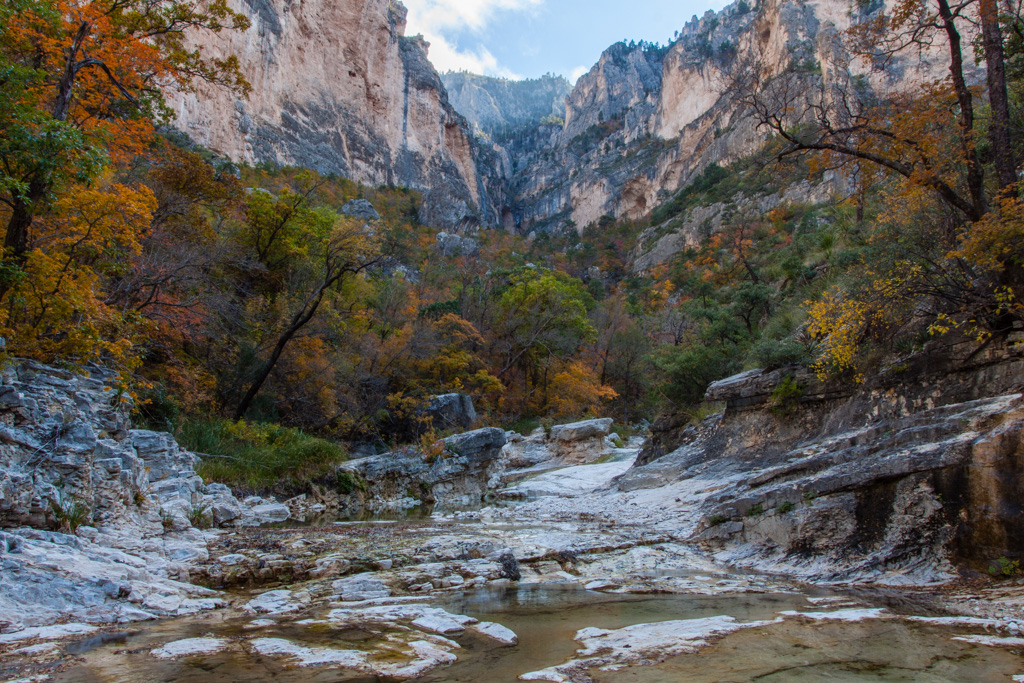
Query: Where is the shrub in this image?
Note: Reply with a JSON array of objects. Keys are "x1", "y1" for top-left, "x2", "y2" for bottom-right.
[
  {"x1": 335, "y1": 471, "x2": 365, "y2": 495},
  {"x1": 988, "y1": 557, "x2": 1023, "y2": 578},
  {"x1": 746, "y1": 503, "x2": 764, "y2": 517},
  {"x1": 504, "y1": 416, "x2": 541, "y2": 435},
  {"x1": 50, "y1": 497, "x2": 90, "y2": 535},
  {"x1": 769, "y1": 375, "x2": 804, "y2": 416},
  {"x1": 777, "y1": 501, "x2": 794, "y2": 514},
  {"x1": 752, "y1": 338, "x2": 810, "y2": 370},
  {"x1": 179, "y1": 418, "x2": 347, "y2": 495},
  {"x1": 708, "y1": 514, "x2": 727, "y2": 526}
]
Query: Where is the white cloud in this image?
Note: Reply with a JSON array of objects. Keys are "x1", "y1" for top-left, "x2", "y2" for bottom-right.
[
  {"x1": 404, "y1": 0, "x2": 543, "y2": 77},
  {"x1": 569, "y1": 65, "x2": 590, "y2": 83}
]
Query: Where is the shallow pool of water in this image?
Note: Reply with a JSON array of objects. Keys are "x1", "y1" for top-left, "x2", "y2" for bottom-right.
[{"x1": 47, "y1": 584, "x2": 1024, "y2": 683}]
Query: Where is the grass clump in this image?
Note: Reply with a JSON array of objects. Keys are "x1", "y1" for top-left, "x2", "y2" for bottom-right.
[
  {"x1": 746, "y1": 503, "x2": 765, "y2": 517},
  {"x1": 777, "y1": 501, "x2": 795, "y2": 514},
  {"x1": 504, "y1": 416, "x2": 541, "y2": 435},
  {"x1": 187, "y1": 502, "x2": 211, "y2": 529},
  {"x1": 179, "y1": 418, "x2": 347, "y2": 495},
  {"x1": 50, "y1": 497, "x2": 90, "y2": 535}
]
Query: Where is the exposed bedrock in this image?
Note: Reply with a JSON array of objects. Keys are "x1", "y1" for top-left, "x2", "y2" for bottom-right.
[
  {"x1": 617, "y1": 334, "x2": 1024, "y2": 581},
  {"x1": 170, "y1": 0, "x2": 489, "y2": 231},
  {"x1": 340, "y1": 427, "x2": 508, "y2": 512}
]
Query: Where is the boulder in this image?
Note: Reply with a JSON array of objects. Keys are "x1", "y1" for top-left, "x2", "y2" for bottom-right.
[
  {"x1": 333, "y1": 573, "x2": 391, "y2": 602},
  {"x1": 443, "y1": 428, "x2": 506, "y2": 465},
  {"x1": 345, "y1": 428, "x2": 507, "y2": 511},
  {"x1": 435, "y1": 232, "x2": 479, "y2": 257},
  {"x1": 549, "y1": 418, "x2": 613, "y2": 442},
  {"x1": 251, "y1": 503, "x2": 290, "y2": 524},
  {"x1": 131, "y1": 430, "x2": 198, "y2": 482},
  {"x1": 424, "y1": 393, "x2": 477, "y2": 431},
  {"x1": 341, "y1": 199, "x2": 381, "y2": 222}
]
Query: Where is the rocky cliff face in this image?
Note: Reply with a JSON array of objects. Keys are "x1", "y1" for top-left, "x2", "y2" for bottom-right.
[
  {"x1": 461, "y1": 0, "x2": 960, "y2": 242},
  {"x1": 170, "y1": 0, "x2": 488, "y2": 229},
  {"x1": 616, "y1": 334, "x2": 1024, "y2": 582},
  {"x1": 440, "y1": 73, "x2": 571, "y2": 136},
  {"x1": 0, "y1": 360, "x2": 295, "y2": 629},
  {"x1": 171, "y1": 0, "x2": 962, "y2": 246}
]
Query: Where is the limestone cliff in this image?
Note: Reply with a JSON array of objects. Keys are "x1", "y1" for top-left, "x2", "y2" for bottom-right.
[
  {"x1": 440, "y1": 73, "x2": 571, "y2": 136},
  {"x1": 170, "y1": 0, "x2": 488, "y2": 229},
  {"x1": 461, "y1": 0, "x2": 962, "y2": 243}
]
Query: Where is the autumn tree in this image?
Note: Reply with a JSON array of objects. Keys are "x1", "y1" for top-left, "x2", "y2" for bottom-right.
[
  {"x1": 492, "y1": 267, "x2": 597, "y2": 416},
  {"x1": 727, "y1": 0, "x2": 1024, "y2": 375},
  {"x1": 0, "y1": 0, "x2": 249, "y2": 261},
  {"x1": 226, "y1": 186, "x2": 381, "y2": 420},
  {"x1": 0, "y1": 175, "x2": 156, "y2": 368}
]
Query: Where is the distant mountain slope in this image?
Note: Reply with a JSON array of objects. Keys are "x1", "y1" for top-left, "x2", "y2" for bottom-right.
[
  {"x1": 440, "y1": 73, "x2": 572, "y2": 136},
  {"x1": 447, "y1": 0, "x2": 961, "y2": 247}
]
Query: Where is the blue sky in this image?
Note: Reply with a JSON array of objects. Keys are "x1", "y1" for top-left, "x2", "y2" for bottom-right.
[{"x1": 403, "y1": 0, "x2": 730, "y2": 82}]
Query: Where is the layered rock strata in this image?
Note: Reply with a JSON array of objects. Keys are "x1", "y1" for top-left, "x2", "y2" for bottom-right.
[
  {"x1": 0, "y1": 360, "x2": 289, "y2": 630},
  {"x1": 617, "y1": 334, "x2": 1024, "y2": 581},
  {"x1": 461, "y1": 0, "x2": 968, "y2": 251}
]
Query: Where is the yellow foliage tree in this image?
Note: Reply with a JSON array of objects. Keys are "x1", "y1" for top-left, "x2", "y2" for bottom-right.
[
  {"x1": 546, "y1": 361, "x2": 618, "y2": 418},
  {"x1": 0, "y1": 178, "x2": 155, "y2": 371}
]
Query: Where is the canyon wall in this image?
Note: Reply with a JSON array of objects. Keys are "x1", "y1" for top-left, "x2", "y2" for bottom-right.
[
  {"x1": 172, "y1": 0, "x2": 967, "y2": 245},
  {"x1": 441, "y1": 73, "x2": 571, "y2": 136},
  {"x1": 170, "y1": 0, "x2": 490, "y2": 229},
  {"x1": 457, "y1": 0, "x2": 964, "y2": 246},
  {"x1": 616, "y1": 333, "x2": 1024, "y2": 581}
]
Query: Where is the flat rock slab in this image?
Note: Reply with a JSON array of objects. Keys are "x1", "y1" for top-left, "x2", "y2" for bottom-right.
[{"x1": 151, "y1": 637, "x2": 229, "y2": 659}]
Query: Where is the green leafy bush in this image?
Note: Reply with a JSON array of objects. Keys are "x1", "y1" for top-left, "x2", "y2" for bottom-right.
[
  {"x1": 769, "y1": 375, "x2": 804, "y2": 416},
  {"x1": 179, "y1": 418, "x2": 347, "y2": 495},
  {"x1": 753, "y1": 338, "x2": 810, "y2": 370},
  {"x1": 988, "y1": 556, "x2": 1023, "y2": 578}
]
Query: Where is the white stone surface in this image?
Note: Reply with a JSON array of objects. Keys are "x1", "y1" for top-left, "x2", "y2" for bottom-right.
[
  {"x1": 151, "y1": 637, "x2": 229, "y2": 659},
  {"x1": 472, "y1": 621, "x2": 518, "y2": 645},
  {"x1": 779, "y1": 608, "x2": 888, "y2": 622},
  {"x1": 0, "y1": 623, "x2": 97, "y2": 644},
  {"x1": 952, "y1": 635, "x2": 1024, "y2": 648},
  {"x1": 249, "y1": 638, "x2": 366, "y2": 667}
]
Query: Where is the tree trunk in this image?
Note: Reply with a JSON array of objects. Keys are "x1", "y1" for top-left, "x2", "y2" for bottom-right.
[
  {"x1": 233, "y1": 291, "x2": 326, "y2": 420},
  {"x1": 936, "y1": 0, "x2": 987, "y2": 217},
  {"x1": 3, "y1": 22, "x2": 91, "y2": 260},
  {"x1": 979, "y1": 0, "x2": 1017, "y2": 191}
]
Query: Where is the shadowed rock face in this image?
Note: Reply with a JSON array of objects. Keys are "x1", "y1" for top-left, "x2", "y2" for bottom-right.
[
  {"x1": 342, "y1": 428, "x2": 507, "y2": 512},
  {"x1": 441, "y1": 73, "x2": 572, "y2": 136},
  {"x1": 618, "y1": 334, "x2": 1024, "y2": 580},
  {"x1": 169, "y1": 0, "x2": 487, "y2": 231}
]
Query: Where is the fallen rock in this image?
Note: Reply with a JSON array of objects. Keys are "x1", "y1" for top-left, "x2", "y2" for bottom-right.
[{"x1": 549, "y1": 419, "x2": 614, "y2": 442}]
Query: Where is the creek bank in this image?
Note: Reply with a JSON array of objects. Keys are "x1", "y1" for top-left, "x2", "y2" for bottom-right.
[
  {"x1": 0, "y1": 361, "x2": 295, "y2": 633},
  {"x1": 619, "y1": 333, "x2": 1024, "y2": 583},
  {"x1": 2, "y1": 349, "x2": 1024, "y2": 681}
]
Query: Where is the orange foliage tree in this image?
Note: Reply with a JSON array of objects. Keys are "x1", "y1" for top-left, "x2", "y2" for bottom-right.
[{"x1": 0, "y1": 0, "x2": 249, "y2": 260}]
